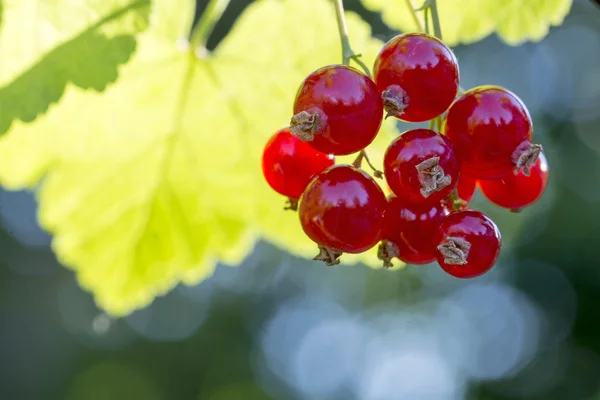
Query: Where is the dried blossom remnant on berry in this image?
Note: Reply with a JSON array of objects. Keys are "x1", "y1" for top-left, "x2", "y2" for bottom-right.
[
  {"x1": 313, "y1": 246, "x2": 342, "y2": 266},
  {"x1": 512, "y1": 141, "x2": 543, "y2": 176},
  {"x1": 284, "y1": 198, "x2": 298, "y2": 211},
  {"x1": 437, "y1": 236, "x2": 471, "y2": 265},
  {"x1": 377, "y1": 240, "x2": 399, "y2": 268},
  {"x1": 416, "y1": 156, "x2": 452, "y2": 198},
  {"x1": 290, "y1": 111, "x2": 320, "y2": 141},
  {"x1": 381, "y1": 86, "x2": 408, "y2": 119}
]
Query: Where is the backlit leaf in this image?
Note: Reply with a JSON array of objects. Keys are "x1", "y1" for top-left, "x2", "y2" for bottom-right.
[
  {"x1": 361, "y1": 0, "x2": 572, "y2": 46},
  {"x1": 0, "y1": 0, "x2": 401, "y2": 316},
  {"x1": 0, "y1": 0, "x2": 151, "y2": 134}
]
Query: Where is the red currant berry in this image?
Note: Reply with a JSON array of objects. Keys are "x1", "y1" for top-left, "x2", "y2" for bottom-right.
[
  {"x1": 383, "y1": 129, "x2": 459, "y2": 205},
  {"x1": 443, "y1": 85, "x2": 542, "y2": 179},
  {"x1": 478, "y1": 152, "x2": 549, "y2": 211},
  {"x1": 442, "y1": 171, "x2": 477, "y2": 211},
  {"x1": 456, "y1": 172, "x2": 477, "y2": 204},
  {"x1": 434, "y1": 210, "x2": 501, "y2": 278},
  {"x1": 262, "y1": 127, "x2": 335, "y2": 208},
  {"x1": 373, "y1": 33, "x2": 459, "y2": 122},
  {"x1": 290, "y1": 65, "x2": 383, "y2": 155},
  {"x1": 378, "y1": 195, "x2": 448, "y2": 267},
  {"x1": 299, "y1": 165, "x2": 387, "y2": 265}
]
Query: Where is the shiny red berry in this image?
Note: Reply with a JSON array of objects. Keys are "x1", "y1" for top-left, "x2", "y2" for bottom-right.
[
  {"x1": 290, "y1": 65, "x2": 383, "y2": 155},
  {"x1": 373, "y1": 33, "x2": 459, "y2": 122},
  {"x1": 434, "y1": 210, "x2": 502, "y2": 279},
  {"x1": 478, "y1": 152, "x2": 549, "y2": 211},
  {"x1": 262, "y1": 127, "x2": 335, "y2": 206},
  {"x1": 443, "y1": 85, "x2": 542, "y2": 179},
  {"x1": 456, "y1": 172, "x2": 477, "y2": 204},
  {"x1": 299, "y1": 165, "x2": 387, "y2": 265},
  {"x1": 379, "y1": 195, "x2": 448, "y2": 267},
  {"x1": 384, "y1": 129, "x2": 460, "y2": 205}
]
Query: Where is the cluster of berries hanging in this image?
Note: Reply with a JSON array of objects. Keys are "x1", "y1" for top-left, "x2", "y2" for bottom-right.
[{"x1": 262, "y1": 32, "x2": 549, "y2": 279}]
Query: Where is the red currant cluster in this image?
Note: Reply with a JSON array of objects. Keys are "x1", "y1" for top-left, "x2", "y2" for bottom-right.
[{"x1": 262, "y1": 33, "x2": 549, "y2": 279}]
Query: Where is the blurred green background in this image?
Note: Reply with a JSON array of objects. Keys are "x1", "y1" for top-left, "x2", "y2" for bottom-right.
[{"x1": 2, "y1": 0, "x2": 600, "y2": 399}]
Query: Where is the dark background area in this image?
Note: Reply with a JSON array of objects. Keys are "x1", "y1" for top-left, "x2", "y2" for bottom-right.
[{"x1": 1, "y1": 0, "x2": 600, "y2": 399}]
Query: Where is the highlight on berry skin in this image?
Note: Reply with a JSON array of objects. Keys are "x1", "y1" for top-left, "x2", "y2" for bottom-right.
[
  {"x1": 434, "y1": 210, "x2": 502, "y2": 279},
  {"x1": 443, "y1": 85, "x2": 543, "y2": 180},
  {"x1": 259, "y1": 11, "x2": 551, "y2": 280},
  {"x1": 383, "y1": 129, "x2": 460, "y2": 206},
  {"x1": 290, "y1": 64, "x2": 384, "y2": 156},
  {"x1": 298, "y1": 164, "x2": 387, "y2": 266},
  {"x1": 478, "y1": 152, "x2": 549, "y2": 211},
  {"x1": 373, "y1": 33, "x2": 460, "y2": 122},
  {"x1": 378, "y1": 194, "x2": 448, "y2": 267}
]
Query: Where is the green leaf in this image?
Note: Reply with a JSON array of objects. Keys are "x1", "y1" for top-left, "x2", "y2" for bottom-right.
[
  {"x1": 361, "y1": 0, "x2": 573, "y2": 46},
  {"x1": 0, "y1": 0, "x2": 401, "y2": 316},
  {"x1": 0, "y1": 0, "x2": 151, "y2": 134}
]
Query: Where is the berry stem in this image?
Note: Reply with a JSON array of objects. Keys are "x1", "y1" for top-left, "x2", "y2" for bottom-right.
[
  {"x1": 284, "y1": 198, "x2": 299, "y2": 211},
  {"x1": 417, "y1": 0, "x2": 442, "y2": 40},
  {"x1": 352, "y1": 150, "x2": 384, "y2": 178},
  {"x1": 189, "y1": 0, "x2": 231, "y2": 49},
  {"x1": 404, "y1": 0, "x2": 424, "y2": 32},
  {"x1": 424, "y1": 6, "x2": 430, "y2": 35},
  {"x1": 332, "y1": 0, "x2": 372, "y2": 77},
  {"x1": 429, "y1": 0, "x2": 443, "y2": 39},
  {"x1": 434, "y1": 115, "x2": 443, "y2": 131},
  {"x1": 448, "y1": 189, "x2": 468, "y2": 211}
]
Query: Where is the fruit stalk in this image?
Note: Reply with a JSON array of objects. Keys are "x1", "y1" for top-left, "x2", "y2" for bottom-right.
[
  {"x1": 429, "y1": 0, "x2": 443, "y2": 39},
  {"x1": 332, "y1": 0, "x2": 371, "y2": 76},
  {"x1": 404, "y1": 0, "x2": 424, "y2": 32}
]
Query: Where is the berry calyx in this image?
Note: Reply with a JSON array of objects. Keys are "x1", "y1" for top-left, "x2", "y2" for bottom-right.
[
  {"x1": 512, "y1": 141, "x2": 543, "y2": 176},
  {"x1": 434, "y1": 210, "x2": 502, "y2": 278},
  {"x1": 373, "y1": 33, "x2": 459, "y2": 122},
  {"x1": 437, "y1": 236, "x2": 471, "y2": 265},
  {"x1": 291, "y1": 64, "x2": 383, "y2": 155},
  {"x1": 443, "y1": 85, "x2": 541, "y2": 179},
  {"x1": 478, "y1": 152, "x2": 549, "y2": 211},
  {"x1": 384, "y1": 129, "x2": 459, "y2": 205},
  {"x1": 290, "y1": 111, "x2": 320, "y2": 142},
  {"x1": 381, "y1": 86, "x2": 408, "y2": 119},
  {"x1": 299, "y1": 165, "x2": 387, "y2": 262},
  {"x1": 313, "y1": 246, "x2": 343, "y2": 266},
  {"x1": 262, "y1": 127, "x2": 335, "y2": 207},
  {"x1": 378, "y1": 194, "x2": 448, "y2": 267}
]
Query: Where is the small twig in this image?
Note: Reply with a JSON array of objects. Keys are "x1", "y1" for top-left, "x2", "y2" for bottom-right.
[
  {"x1": 284, "y1": 198, "x2": 299, "y2": 211},
  {"x1": 429, "y1": 0, "x2": 443, "y2": 39},
  {"x1": 434, "y1": 115, "x2": 443, "y2": 131},
  {"x1": 332, "y1": 0, "x2": 372, "y2": 76},
  {"x1": 448, "y1": 189, "x2": 468, "y2": 211},
  {"x1": 352, "y1": 150, "x2": 383, "y2": 178},
  {"x1": 404, "y1": 0, "x2": 424, "y2": 32}
]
